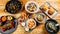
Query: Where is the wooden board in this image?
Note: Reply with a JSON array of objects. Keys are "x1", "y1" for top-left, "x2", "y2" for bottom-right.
[{"x1": 0, "y1": 0, "x2": 60, "y2": 34}]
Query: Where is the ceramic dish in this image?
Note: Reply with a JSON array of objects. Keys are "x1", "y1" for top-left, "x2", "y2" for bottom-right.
[
  {"x1": 5, "y1": 0, "x2": 23, "y2": 14},
  {"x1": 18, "y1": 18, "x2": 26, "y2": 27},
  {"x1": 45, "y1": 19, "x2": 59, "y2": 34},
  {"x1": 0, "y1": 15, "x2": 18, "y2": 34},
  {"x1": 26, "y1": 19, "x2": 36, "y2": 29},
  {"x1": 35, "y1": 13, "x2": 46, "y2": 23},
  {"x1": 40, "y1": 2, "x2": 58, "y2": 18},
  {"x1": 25, "y1": 1, "x2": 39, "y2": 13}
]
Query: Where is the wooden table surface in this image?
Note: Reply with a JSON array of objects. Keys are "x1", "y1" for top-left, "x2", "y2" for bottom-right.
[{"x1": 0, "y1": 0, "x2": 60, "y2": 34}]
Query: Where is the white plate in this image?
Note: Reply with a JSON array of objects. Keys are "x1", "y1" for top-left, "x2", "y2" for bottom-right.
[
  {"x1": 25, "y1": 1, "x2": 39, "y2": 13},
  {"x1": 39, "y1": 2, "x2": 58, "y2": 18},
  {"x1": 26, "y1": 19, "x2": 36, "y2": 29},
  {"x1": 35, "y1": 13, "x2": 46, "y2": 23}
]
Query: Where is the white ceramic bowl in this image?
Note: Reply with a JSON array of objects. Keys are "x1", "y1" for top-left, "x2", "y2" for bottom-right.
[
  {"x1": 26, "y1": 19, "x2": 36, "y2": 29},
  {"x1": 25, "y1": 1, "x2": 39, "y2": 13},
  {"x1": 35, "y1": 13, "x2": 46, "y2": 23}
]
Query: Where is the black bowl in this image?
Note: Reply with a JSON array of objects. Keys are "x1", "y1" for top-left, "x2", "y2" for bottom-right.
[
  {"x1": 45, "y1": 19, "x2": 59, "y2": 34},
  {"x1": 5, "y1": 0, "x2": 23, "y2": 14}
]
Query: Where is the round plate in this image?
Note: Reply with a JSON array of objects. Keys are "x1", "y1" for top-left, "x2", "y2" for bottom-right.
[
  {"x1": 35, "y1": 13, "x2": 46, "y2": 23},
  {"x1": 0, "y1": 16, "x2": 18, "y2": 34},
  {"x1": 25, "y1": 1, "x2": 39, "y2": 13},
  {"x1": 26, "y1": 19, "x2": 36, "y2": 29},
  {"x1": 45, "y1": 19, "x2": 59, "y2": 34},
  {"x1": 3, "y1": 19, "x2": 17, "y2": 34},
  {"x1": 5, "y1": 1, "x2": 23, "y2": 14}
]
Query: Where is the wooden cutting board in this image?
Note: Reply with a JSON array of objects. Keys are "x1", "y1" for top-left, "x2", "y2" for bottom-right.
[{"x1": 0, "y1": 0, "x2": 60, "y2": 34}]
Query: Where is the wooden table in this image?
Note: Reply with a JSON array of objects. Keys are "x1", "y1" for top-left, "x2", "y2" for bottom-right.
[{"x1": 0, "y1": 0, "x2": 60, "y2": 34}]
